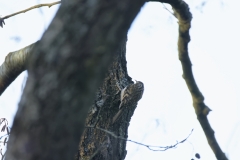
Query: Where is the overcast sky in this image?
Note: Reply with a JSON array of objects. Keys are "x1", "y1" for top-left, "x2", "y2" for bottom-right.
[{"x1": 0, "y1": 0, "x2": 239, "y2": 159}]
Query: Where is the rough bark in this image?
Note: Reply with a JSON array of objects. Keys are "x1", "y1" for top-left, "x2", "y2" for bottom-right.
[
  {"x1": 5, "y1": 0, "x2": 145, "y2": 160},
  {"x1": 76, "y1": 39, "x2": 139, "y2": 160}
]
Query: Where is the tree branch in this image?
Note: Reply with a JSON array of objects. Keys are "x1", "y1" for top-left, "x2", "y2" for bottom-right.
[
  {"x1": 154, "y1": 0, "x2": 228, "y2": 159},
  {"x1": 0, "y1": 42, "x2": 38, "y2": 95},
  {"x1": 0, "y1": 1, "x2": 61, "y2": 27},
  {"x1": 86, "y1": 126, "x2": 193, "y2": 152},
  {"x1": 5, "y1": 0, "x2": 146, "y2": 159}
]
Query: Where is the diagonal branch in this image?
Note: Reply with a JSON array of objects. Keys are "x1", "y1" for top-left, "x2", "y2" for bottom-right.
[
  {"x1": 0, "y1": 42, "x2": 38, "y2": 95},
  {"x1": 154, "y1": 0, "x2": 228, "y2": 159},
  {"x1": 0, "y1": 1, "x2": 61, "y2": 27}
]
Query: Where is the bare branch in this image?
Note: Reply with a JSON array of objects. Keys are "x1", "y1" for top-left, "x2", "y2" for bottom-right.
[
  {"x1": 161, "y1": 3, "x2": 176, "y2": 18},
  {"x1": 2, "y1": 1, "x2": 60, "y2": 20},
  {"x1": 0, "y1": 42, "x2": 38, "y2": 95},
  {"x1": 86, "y1": 126, "x2": 193, "y2": 152},
  {"x1": 0, "y1": 1, "x2": 61, "y2": 27},
  {"x1": 154, "y1": 0, "x2": 228, "y2": 159}
]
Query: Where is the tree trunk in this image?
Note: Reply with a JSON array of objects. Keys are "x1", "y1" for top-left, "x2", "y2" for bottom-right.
[
  {"x1": 77, "y1": 39, "x2": 139, "y2": 160},
  {"x1": 5, "y1": 0, "x2": 145, "y2": 160},
  {"x1": 2, "y1": 1, "x2": 229, "y2": 160}
]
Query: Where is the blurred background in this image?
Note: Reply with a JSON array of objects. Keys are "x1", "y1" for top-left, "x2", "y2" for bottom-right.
[{"x1": 0, "y1": 0, "x2": 239, "y2": 159}]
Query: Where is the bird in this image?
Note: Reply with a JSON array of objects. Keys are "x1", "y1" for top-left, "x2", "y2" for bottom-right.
[{"x1": 112, "y1": 81, "x2": 144, "y2": 124}]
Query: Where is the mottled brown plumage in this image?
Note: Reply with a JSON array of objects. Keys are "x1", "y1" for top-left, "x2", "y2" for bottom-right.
[{"x1": 112, "y1": 81, "x2": 144, "y2": 124}]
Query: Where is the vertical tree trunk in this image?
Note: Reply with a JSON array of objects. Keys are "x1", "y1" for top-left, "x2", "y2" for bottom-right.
[
  {"x1": 77, "y1": 39, "x2": 140, "y2": 160},
  {"x1": 5, "y1": 0, "x2": 145, "y2": 160}
]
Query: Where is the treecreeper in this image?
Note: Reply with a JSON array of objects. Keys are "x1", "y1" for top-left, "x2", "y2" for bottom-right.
[{"x1": 112, "y1": 81, "x2": 144, "y2": 124}]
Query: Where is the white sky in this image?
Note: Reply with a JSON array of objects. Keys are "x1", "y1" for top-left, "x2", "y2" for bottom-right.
[{"x1": 0, "y1": 0, "x2": 239, "y2": 159}]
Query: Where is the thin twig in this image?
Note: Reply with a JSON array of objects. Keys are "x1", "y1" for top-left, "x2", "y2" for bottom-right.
[
  {"x1": 0, "y1": 134, "x2": 9, "y2": 140},
  {"x1": 86, "y1": 126, "x2": 193, "y2": 151},
  {"x1": 0, "y1": 1, "x2": 61, "y2": 27},
  {"x1": 161, "y1": 3, "x2": 176, "y2": 18}
]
